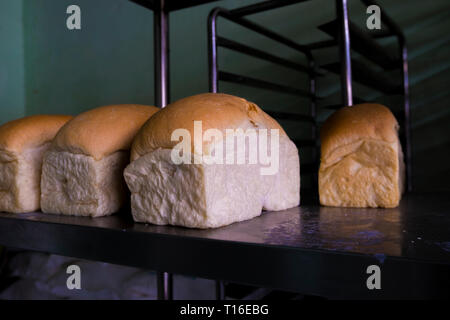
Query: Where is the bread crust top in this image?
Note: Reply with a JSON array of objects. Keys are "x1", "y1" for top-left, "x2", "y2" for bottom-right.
[
  {"x1": 51, "y1": 104, "x2": 159, "y2": 160},
  {"x1": 320, "y1": 103, "x2": 399, "y2": 162},
  {"x1": 0, "y1": 115, "x2": 73, "y2": 153},
  {"x1": 130, "y1": 93, "x2": 287, "y2": 161}
]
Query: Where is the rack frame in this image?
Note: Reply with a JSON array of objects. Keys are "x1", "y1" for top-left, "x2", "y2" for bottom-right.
[{"x1": 0, "y1": 0, "x2": 446, "y2": 301}]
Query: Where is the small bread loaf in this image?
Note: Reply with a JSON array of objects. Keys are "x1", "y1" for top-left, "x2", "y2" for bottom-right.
[
  {"x1": 40, "y1": 104, "x2": 159, "y2": 217},
  {"x1": 319, "y1": 103, "x2": 405, "y2": 208},
  {"x1": 0, "y1": 115, "x2": 72, "y2": 213},
  {"x1": 124, "y1": 93, "x2": 300, "y2": 228}
]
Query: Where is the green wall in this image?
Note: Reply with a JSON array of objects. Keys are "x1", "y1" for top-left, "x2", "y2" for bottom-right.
[
  {"x1": 23, "y1": 0, "x2": 154, "y2": 116},
  {"x1": 0, "y1": 0, "x2": 25, "y2": 123}
]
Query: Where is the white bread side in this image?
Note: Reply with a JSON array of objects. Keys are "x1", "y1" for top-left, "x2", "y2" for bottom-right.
[
  {"x1": 41, "y1": 150, "x2": 129, "y2": 217},
  {"x1": 0, "y1": 115, "x2": 72, "y2": 213},
  {"x1": 319, "y1": 103, "x2": 405, "y2": 208},
  {"x1": 0, "y1": 144, "x2": 50, "y2": 213},
  {"x1": 124, "y1": 135, "x2": 299, "y2": 228},
  {"x1": 40, "y1": 104, "x2": 159, "y2": 217}
]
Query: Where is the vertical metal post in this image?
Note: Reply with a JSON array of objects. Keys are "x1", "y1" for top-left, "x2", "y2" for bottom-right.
[
  {"x1": 154, "y1": 0, "x2": 170, "y2": 107},
  {"x1": 157, "y1": 271, "x2": 173, "y2": 300},
  {"x1": 208, "y1": 9, "x2": 220, "y2": 93},
  {"x1": 154, "y1": 0, "x2": 172, "y2": 300},
  {"x1": 336, "y1": 0, "x2": 353, "y2": 106},
  {"x1": 209, "y1": 9, "x2": 224, "y2": 299},
  {"x1": 400, "y1": 40, "x2": 412, "y2": 192},
  {"x1": 215, "y1": 280, "x2": 225, "y2": 300},
  {"x1": 309, "y1": 59, "x2": 318, "y2": 191}
]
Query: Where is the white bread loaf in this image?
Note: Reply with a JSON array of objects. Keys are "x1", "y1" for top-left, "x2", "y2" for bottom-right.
[
  {"x1": 0, "y1": 115, "x2": 72, "y2": 213},
  {"x1": 319, "y1": 103, "x2": 405, "y2": 208},
  {"x1": 124, "y1": 93, "x2": 300, "y2": 228},
  {"x1": 40, "y1": 104, "x2": 159, "y2": 217}
]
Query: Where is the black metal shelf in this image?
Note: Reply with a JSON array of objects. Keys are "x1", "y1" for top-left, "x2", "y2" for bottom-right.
[{"x1": 0, "y1": 193, "x2": 449, "y2": 299}]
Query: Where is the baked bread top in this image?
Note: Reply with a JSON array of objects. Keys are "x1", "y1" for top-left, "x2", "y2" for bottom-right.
[
  {"x1": 0, "y1": 115, "x2": 73, "y2": 153},
  {"x1": 131, "y1": 93, "x2": 286, "y2": 161},
  {"x1": 52, "y1": 104, "x2": 159, "y2": 160},
  {"x1": 320, "y1": 103, "x2": 399, "y2": 162}
]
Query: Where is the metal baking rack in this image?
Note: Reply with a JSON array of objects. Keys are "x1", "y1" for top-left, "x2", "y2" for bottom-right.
[
  {"x1": 0, "y1": 0, "x2": 449, "y2": 301},
  {"x1": 207, "y1": 0, "x2": 412, "y2": 192},
  {"x1": 207, "y1": 0, "x2": 320, "y2": 198}
]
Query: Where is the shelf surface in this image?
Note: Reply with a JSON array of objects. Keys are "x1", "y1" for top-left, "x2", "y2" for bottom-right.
[{"x1": 0, "y1": 193, "x2": 449, "y2": 299}]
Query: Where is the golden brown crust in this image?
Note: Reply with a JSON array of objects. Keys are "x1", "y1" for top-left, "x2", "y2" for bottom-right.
[
  {"x1": 0, "y1": 115, "x2": 73, "y2": 153},
  {"x1": 131, "y1": 93, "x2": 286, "y2": 161},
  {"x1": 52, "y1": 104, "x2": 159, "y2": 160},
  {"x1": 320, "y1": 103, "x2": 399, "y2": 163}
]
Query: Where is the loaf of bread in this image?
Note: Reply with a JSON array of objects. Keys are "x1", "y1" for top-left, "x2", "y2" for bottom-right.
[
  {"x1": 319, "y1": 103, "x2": 405, "y2": 208},
  {"x1": 124, "y1": 93, "x2": 300, "y2": 228},
  {"x1": 40, "y1": 104, "x2": 159, "y2": 217},
  {"x1": 0, "y1": 115, "x2": 72, "y2": 213}
]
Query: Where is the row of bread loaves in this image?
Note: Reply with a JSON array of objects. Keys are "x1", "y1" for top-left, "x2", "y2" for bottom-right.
[
  {"x1": 0, "y1": 94, "x2": 300, "y2": 228},
  {"x1": 0, "y1": 93, "x2": 404, "y2": 229}
]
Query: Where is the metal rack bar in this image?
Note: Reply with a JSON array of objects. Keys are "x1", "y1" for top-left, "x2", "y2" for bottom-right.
[
  {"x1": 215, "y1": 280, "x2": 225, "y2": 300},
  {"x1": 307, "y1": 39, "x2": 337, "y2": 50},
  {"x1": 335, "y1": 0, "x2": 353, "y2": 106},
  {"x1": 208, "y1": 7, "x2": 220, "y2": 93},
  {"x1": 322, "y1": 60, "x2": 402, "y2": 94},
  {"x1": 217, "y1": 36, "x2": 313, "y2": 75},
  {"x1": 212, "y1": 9, "x2": 313, "y2": 58},
  {"x1": 219, "y1": 71, "x2": 313, "y2": 98},
  {"x1": 309, "y1": 58, "x2": 318, "y2": 170},
  {"x1": 153, "y1": 0, "x2": 170, "y2": 108},
  {"x1": 153, "y1": 0, "x2": 172, "y2": 300},
  {"x1": 156, "y1": 271, "x2": 173, "y2": 300},
  {"x1": 229, "y1": 0, "x2": 308, "y2": 17},
  {"x1": 319, "y1": 19, "x2": 398, "y2": 70},
  {"x1": 400, "y1": 41, "x2": 412, "y2": 192}
]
